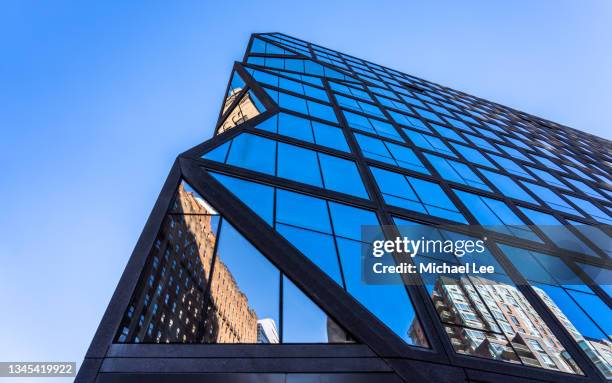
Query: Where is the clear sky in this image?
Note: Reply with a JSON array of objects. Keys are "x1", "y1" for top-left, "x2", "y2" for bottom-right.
[{"x1": 0, "y1": 1, "x2": 610, "y2": 381}]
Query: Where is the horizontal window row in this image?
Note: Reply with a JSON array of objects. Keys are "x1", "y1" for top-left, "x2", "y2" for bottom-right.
[{"x1": 203, "y1": 133, "x2": 368, "y2": 198}]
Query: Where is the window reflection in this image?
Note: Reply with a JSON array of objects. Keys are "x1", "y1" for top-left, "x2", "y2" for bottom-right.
[
  {"x1": 395, "y1": 219, "x2": 582, "y2": 374},
  {"x1": 219, "y1": 89, "x2": 266, "y2": 134},
  {"x1": 115, "y1": 180, "x2": 351, "y2": 344},
  {"x1": 499, "y1": 244, "x2": 612, "y2": 378}
]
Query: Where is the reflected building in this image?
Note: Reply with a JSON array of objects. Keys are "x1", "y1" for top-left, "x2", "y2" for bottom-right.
[
  {"x1": 116, "y1": 183, "x2": 261, "y2": 344},
  {"x1": 257, "y1": 318, "x2": 279, "y2": 343},
  {"x1": 427, "y1": 275, "x2": 580, "y2": 373},
  {"x1": 219, "y1": 88, "x2": 265, "y2": 134},
  {"x1": 534, "y1": 286, "x2": 612, "y2": 377}
]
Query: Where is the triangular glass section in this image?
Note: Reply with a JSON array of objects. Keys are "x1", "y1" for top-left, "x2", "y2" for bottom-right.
[
  {"x1": 222, "y1": 71, "x2": 247, "y2": 115},
  {"x1": 114, "y1": 179, "x2": 352, "y2": 344},
  {"x1": 218, "y1": 88, "x2": 267, "y2": 134},
  {"x1": 207, "y1": 171, "x2": 429, "y2": 347},
  {"x1": 201, "y1": 141, "x2": 230, "y2": 163},
  {"x1": 250, "y1": 37, "x2": 297, "y2": 56}
]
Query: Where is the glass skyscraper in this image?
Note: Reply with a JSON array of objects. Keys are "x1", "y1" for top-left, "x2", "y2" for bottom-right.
[{"x1": 76, "y1": 33, "x2": 611, "y2": 383}]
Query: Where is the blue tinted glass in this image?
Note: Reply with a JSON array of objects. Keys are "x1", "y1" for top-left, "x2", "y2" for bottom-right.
[
  {"x1": 335, "y1": 238, "x2": 423, "y2": 345},
  {"x1": 278, "y1": 112, "x2": 313, "y2": 142},
  {"x1": 264, "y1": 88, "x2": 279, "y2": 103},
  {"x1": 489, "y1": 154, "x2": 534, "y2": 179},
  {"x1": 566, "y1": 290, "x2": 612, "y2": 334},
  {"x1": 527, "y1": 167, "x2": 570, "y2": 190},
  {"x1": 568, "y1": 221, "x2": 612, "y2": 257},
  {"x1": 282, "y1": 276, "x2": 336, "y2": 343},
  {"x1": 276, "y1": 189, "x2": 332, "y2": 234},
  {"x1": 303, "y1": 85, "x2": 328, "y2": 102},
  {"x1": 497, "y1": 144, "x2": 531, "y2": 162},
  {"x1": 578, "y1": 263, "x2": 612, "y2": 297},
  {"x1": 521, "y1": 182, "x2": 583, "y2": 216},
  {"x1": 226, "y1": 133, "x2": 276, "y2": 175},
  {"x1": 452, "y1": 143, "x2": 495, "y2": 168},
  {"x1": 319, "y1": 154, "x2": 368, "y2": 198},
  {"x1": 279, "y1": 92, "x2": 308, "y2": 114},
  {"x1": 202, "y1": 141, "x2": 230, "y2": 163},
  {"x1": 498, "y1": 245, "x2": 557, "y2": 285},
  {"x1": 307, "y1": 100, "x2": 338, "y2": 123},
  {"x1": 414, "y1": 107, "x2": 444, "y2": 123},
  {"x1": 312, "y1": 121, "x2": 349, "y2": 152},
  {"x1": 247, "y1": 56, "x2": 264, "y2": 66},
  {"x1": 531, "y1": 253, "x2": 593, "y2": 292},
  {"x1": 386, "y1": 142, "x2": 429, "y2": 174},
  {"x1": 388, "y1": 110, "x2": 430, "y2": 132},
  {"x1": 532, "y1": 154, "x2": 564, "y2": 172},
  {"x1": 343, "y1": 110, "x2": 371, "y2": 132},
  {"x1": 255, "y1": 114, "x2": 278, "y2": 133},
  {"x1": 372, "y1": 167, "x2": 465, "y2": 223},
  {"x1": 534, "y1": 284, "x2": 606, "y2": 340},
  {"x1": 480, "y1": 169, "x2": 537, "y2": 203},
  {"x1": 409, "y1": 177, "x2": 466, "y2": 223},
  {"x1": 250, "y1": 38, "x2": 266, "y2": 53},
  {"x1": 252, "y1": 70, "x2": 280, "y2": 87},
  {"x1": 277, "y1": 224, "x2": 342, "y2": 285},
  {"x1": 519, "y1": 208, "x2": 597, "y2": 256},
  {"x1": 355, "y1": 133, "x2": 394, "y2": 163},
  {"x1": 564, "y1": 195, "x2": 612, "y2": 224},
  {"x1": 277, "y1": 143, "x2": 322, "y2": 187},
  {"x1": 370, "y1": 118, "x2": 401, "y2": 139},
  {"x1": 563, "y1": 178, "x2": 605, "y2": 200},
  {"x1": 328, "y1": 202, "x2": 379, "y2": 241},
  {"x1": 444, "y1": 116, "x2": 474, "y2": 132},
  {"x1": 424, "y1": 153, "x2": 491, "y2": 191},
  {"x1": 404, "y1": 129, "x2": 455, "y2": 157},
  {"x1": 454, "y1": 190, "x2": 540, "y2": 241},
  {"x1": 210, "y1": 172, "x2": 275, "y2": 225},
  {"x1": 464, "y1": 133, "x2": 500, "y2": 153},
  {"x1": 430, "y1": 123, "x2": 466, "y2": 142}
]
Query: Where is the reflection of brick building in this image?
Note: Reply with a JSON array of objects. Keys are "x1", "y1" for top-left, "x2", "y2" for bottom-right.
[
  {"x1": 116, "y1": 183, "x2": 258, "y2": 344},
  {"x1": 425, "y1": 276, "x2": 579, "y2": 373},
  {"x1": 535, "y1": 287, "x2": 612, "y2": 377},
  {"x1": 219, "y1": 89, "x2": 264, "y2": 134}
]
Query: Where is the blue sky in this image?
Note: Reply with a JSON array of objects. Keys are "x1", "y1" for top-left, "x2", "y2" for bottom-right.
[{"x1": 0, "y1": 1, "x2": 610, "y2": 380}]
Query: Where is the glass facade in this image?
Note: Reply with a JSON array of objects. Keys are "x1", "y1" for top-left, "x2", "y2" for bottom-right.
[{"x1": 96, "y1": 33, "x2": 611, "y2": 382}]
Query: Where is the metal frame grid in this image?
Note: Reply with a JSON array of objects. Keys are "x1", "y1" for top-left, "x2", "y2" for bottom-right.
[{"x1": 75, "y1": 32, "x2": 612, "y2": 383}]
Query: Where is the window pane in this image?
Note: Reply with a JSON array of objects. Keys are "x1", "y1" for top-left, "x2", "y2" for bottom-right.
[
  {"x1": 372, "y1": 167, "x2": 466, "y2": 223},
  {"x1": 276, "y1": 182, "x2": 334, "y2": 230},
  {"x1": 519, "y1": 208, "x2": 597, "y2": 256},
  {"x1": 226, "y1": 133, "x2": 276, "y2": 175},
  {"x1": 319, "y1": 154, "x2": 369, "y2": 198},
  {"x1": 312, "y1": 121, "x2": 350, "y2": 152},
  {"x1": 282, "y1": 276, "x2": 352, "y2": 343},
  {"x1": 276, "y1": 224, "x2": 342, "y2": 285},
  {"x1": 521, "y1": 182, "x2": 583, "y2": 217},
  {"x1": 211, "y1": 173, "x2": 274, "y2": 225},
  {"x1": 212, "y1": 221, "x2": 280, "y2": 343},
  {"x1": 578, "y1": 263, "x2": 612, "y2": 297},
  {"x1": 454, "y1": 190, "x2": 540, "y2": 241},
  {"x1": 564, "y1": 195, "x2": 612, "y2": 224},
  {"x1": 480, "y1": 169, "x2": 537, "y2": 204},
  {"x1": 277, "y1": 143, "x2": 322, "y2": 187},
  {"x1": 328, "y1": 201, "x2": 379, "y2": 241},
  {"x1": 424, "y1": 153, "x2": 491, "y2": 191},
  {"x1": 452, "y1": 143, "x2": 495, "y2": 168}
]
